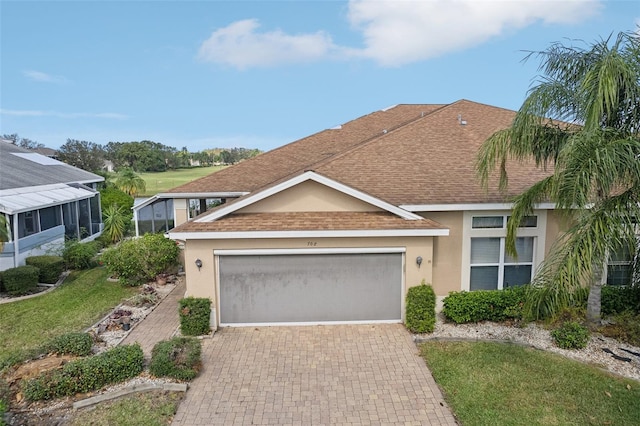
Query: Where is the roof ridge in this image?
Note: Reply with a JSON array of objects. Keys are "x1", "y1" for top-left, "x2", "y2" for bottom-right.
[{"x1": 296, "y1": 103, "x2": 450, "y2": 173}]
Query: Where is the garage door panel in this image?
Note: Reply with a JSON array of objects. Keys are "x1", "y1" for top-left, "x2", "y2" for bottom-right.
[{"x1": 219, "y1": 253, "x2": 402, "y2": 324}]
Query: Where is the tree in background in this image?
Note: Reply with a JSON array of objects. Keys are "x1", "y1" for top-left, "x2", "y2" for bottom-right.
[
  {"x1": 57, "y1": 139, "x2": 106, "y2": 172},
  {"x1": 115, "y1": 168, "x2": 147, "y2": 197},
  {"x1": 476, "y1": 31, "x2": 640, "y2": 327},
  {"x1": 105, "y1": 140, "x2": 176, "y2": 172},
  {"x1": 2, "y1": 134, "x2": 44, "y2": 150}
]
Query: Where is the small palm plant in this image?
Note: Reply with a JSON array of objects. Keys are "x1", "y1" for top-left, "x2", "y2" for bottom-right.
[{"x1": 102, "y1": 204, "x2": 128, "y2": 243}]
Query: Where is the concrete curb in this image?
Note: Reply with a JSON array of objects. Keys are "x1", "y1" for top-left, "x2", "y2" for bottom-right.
[
  {"x1": 0, "y1": 271, "x2": 70, "y2": 305},
  {"x1": 73, "y1": 382, "x2": 188, "y2": 410}
]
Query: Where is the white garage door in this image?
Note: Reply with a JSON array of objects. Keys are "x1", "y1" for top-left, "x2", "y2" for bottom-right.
[{"x1": 218, "y1": 252, "x2": 403, "y2": 325}]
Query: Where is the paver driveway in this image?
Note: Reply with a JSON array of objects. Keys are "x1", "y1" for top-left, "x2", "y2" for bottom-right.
[{"x1": 172, "y1": 324, "x2": 457, "y2": 425}]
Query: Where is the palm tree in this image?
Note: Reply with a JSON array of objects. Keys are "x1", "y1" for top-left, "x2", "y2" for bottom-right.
[
  {"x1": 476, "y1": 31, "x2": 640, "y2": 327},
  {"x1": 115, "y1": 168, "x2": 146, "y2": 197},
  {"x1": 102, "y1": 204, "x2": 128, "y2": 243}
]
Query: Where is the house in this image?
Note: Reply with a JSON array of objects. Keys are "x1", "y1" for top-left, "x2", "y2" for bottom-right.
[
  {"x1": 0, "y1": 139, "x2": 104, "y2": 271},
  {"x1": 136, "y1": 99, "x2": 564, "y2": 328}
]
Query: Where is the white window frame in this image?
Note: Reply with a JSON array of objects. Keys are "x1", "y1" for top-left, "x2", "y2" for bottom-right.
[{"x1": 461, "y1": 210, "x2": 547, "y2": 291}]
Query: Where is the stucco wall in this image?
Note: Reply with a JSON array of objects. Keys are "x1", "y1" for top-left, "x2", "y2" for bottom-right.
[
  {"x1": 237, "y1": 181, "x2": 383, "y2": 213},
  {"x1": 417, "y1": 211, "x2": 464, "y2": 297}
]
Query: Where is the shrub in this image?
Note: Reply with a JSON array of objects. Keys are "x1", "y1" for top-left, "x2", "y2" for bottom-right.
[
  {"x1": 405, "y1": 281, "x2": 436, "y2": 333},
  {"x1": 45, "y1": 332, "x2": 93, "y2": 357},
  {"x1": 0, "y1": 379, "x2": 9, "y2": 426},
  {"x1": 2, "y1": 265, "x2": 39, "y2": 296},
  {"x1": 601, "y1": 285, "x2": 640, "y2": 316},
  {"x1": 551, "y1": 321, "x2": 590, "y2": 349},
  {"x1": 442, "y1": 286, "x2": 527, "y2": 324},
  {"x1": 150, "y1": 337, "x2": 202, "y2": 380},
  {"x1": 179, "y1": 297, "x2": 211, "y2": 336},
  {"x1": 63, "y1": 240, "x2": 99, "y2": 270},
  {"x1": 22, "y1": 344, "x2": 144, "y2": 401},
  {"x1": 25, "y1": 255, "x2": 65, "y2": 284},
  {"x1": 599, "y1": 311, "x2": 640, "y2": 347},
  {"x1": 0, "y1": 271, "x2": 4, "y2": 293},
  {"x1": 102, "y1": 234, "x2": 180, "y2": 286}
]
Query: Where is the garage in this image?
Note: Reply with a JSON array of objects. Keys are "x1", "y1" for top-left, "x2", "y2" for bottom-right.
[{"x1": 217, "y1": 249, "x2": 403, "y2": 325}]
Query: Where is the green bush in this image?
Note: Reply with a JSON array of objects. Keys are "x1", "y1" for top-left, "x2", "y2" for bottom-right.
[
  {"x1": 405, "y1": 281, "x2": 437, "y2": 333},
  {"x1": 442, "y1": 286, "x2": 527, "y2": 324},
  {"x1": 601, "y1": 285, "x2": 640, "y2": 316},
  {"x1": 22, "y1": 344, "x2": 144, "y2": 401},
  {"x1": 2, "y1": 265, "x2": 39, "y2": 296},
  {"x1": 551, "y1": 321, "x2": 590, "y2": 349},
  {"x1": 179, "y1": 297, "x2": 211, "y2": 336},
  {"x1": 149, "y1": 337, "x2": 202, "y2": 380},
  {"x1": 102, "y1": 234, "x2": 180, "y2": 286},
  {"x1": 0, "y1": 379, "x2": 9, "y2": 426},
  {"x1": 25, "y1": 255, "x2": 65, "y2": 284},
  {"x1": 45, "y1": 332, "x2": 93, "y2": 357},
  {"x1": 0, "y1": 271, "x2": 4, "y2": 293},
  {"x1": 63, "y1": 240, "x2": 99, "y2": 270}
]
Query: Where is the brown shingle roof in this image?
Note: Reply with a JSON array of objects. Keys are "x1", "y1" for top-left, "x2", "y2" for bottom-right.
[
  {"x1": 167, "y1": 104, "x2": 445, "y2": 194},
  {"x1": 168, "y1": 100, "x2": 553, "y2": 206},
  {"x1": 171, "y1": 211, "x2": 445, "y2": 233}
]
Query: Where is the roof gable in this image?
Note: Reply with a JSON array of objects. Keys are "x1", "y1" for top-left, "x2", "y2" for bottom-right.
[{"x1": 194, "y1": 171, "x2": 423, "y2": 223}]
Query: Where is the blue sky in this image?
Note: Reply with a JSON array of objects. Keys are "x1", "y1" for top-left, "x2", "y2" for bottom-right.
[{"x1": 1, "y1": 0, "x2": 638, "y2": 152}]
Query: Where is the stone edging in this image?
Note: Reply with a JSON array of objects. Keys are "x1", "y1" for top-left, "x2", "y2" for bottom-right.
[{"x1": 72, "y1": 382, "x2": 188, "y2": 410}]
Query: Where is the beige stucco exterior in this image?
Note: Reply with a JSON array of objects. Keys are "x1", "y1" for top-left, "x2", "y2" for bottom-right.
[
  {"x1": 174, "y1": 198, "x2": 189, "y2": 227},
  {"x1": 173, "y1": 177, "x2": 570, "y2": 326},
  {"x1": 237, "y1": 181, "x2": 384, "y2": 213}
]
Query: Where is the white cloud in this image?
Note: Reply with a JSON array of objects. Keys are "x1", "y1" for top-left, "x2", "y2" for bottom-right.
[
  {"x1": 198, "y1": 0, "x2": 601, "y2": 69},
  {"x1": 23, "y1": 70, "x2": 69, "y2": 84},
  {"x1": 0, "y1": 109, "x2": 128, "y2": 120},
  {"x1": 347, "y1": 0, "x2": 603, "y2": 66},
  {"x1": 197, "y1": 19, "x2": 338, "y2": 69}
]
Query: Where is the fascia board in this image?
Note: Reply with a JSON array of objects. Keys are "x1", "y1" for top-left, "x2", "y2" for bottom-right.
[{"x1": 169, "y1": 228, "x2": 450, "y2": 240}]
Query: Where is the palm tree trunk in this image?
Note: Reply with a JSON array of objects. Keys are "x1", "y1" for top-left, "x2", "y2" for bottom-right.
[{"x1": 586, "y1": 262, "x2": 606, "y2": 329}]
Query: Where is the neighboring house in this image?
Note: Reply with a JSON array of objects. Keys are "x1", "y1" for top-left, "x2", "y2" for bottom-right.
[
  {"x1": 135, "y1": 99, "x2": 565, "y2": 328},
  {"x1": 31, "y1": 147, "x2": 58, "y2": 159},
  {"x1": 0, "y1": 140, "x2": 104, "y2": 271}
]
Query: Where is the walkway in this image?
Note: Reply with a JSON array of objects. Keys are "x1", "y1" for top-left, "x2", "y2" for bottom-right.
[{"x1": 120, "y1": 277, "x2": 185, "y2": 358}]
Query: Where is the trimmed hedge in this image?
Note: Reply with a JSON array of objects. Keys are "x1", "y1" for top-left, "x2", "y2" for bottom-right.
[
  {"x1": 0, "y1": 271, "x2": 4, "y2": 292},
  {"x1": 405, "y1": 281, "x2": 437, "y2": 333},
  {"x1": 601, "y1": 285, "x2": 640, "y2": 316},
  {"x1": 25, "y1": 255, "x2": 65, "y2": 284},
  {"x1": 45, "y1": 332, "x2": 93, "y2": 357},
  {"x1": 63, "y1": 241, "x2": 99, "y2": 270},
  {"x1": 179, "y1": 297, "x2": 211, "y2": 336},
  {"x1": 22, "y1": 344, "x2": 144, "y2": 401},
  {"x1": 150, "y1": 337, "x2": 202, "y2": 380},
  {"x1": 442, "y1": 286, "x2": 527, "y2": 324},
  {"x1": 2, "y1": 265, "x2": 39, "y2": 296}
]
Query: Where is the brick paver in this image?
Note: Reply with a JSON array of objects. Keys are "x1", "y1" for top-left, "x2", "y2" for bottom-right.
[
  {"x1": 120, "y1": 277, "x2": 185, "y2": 358},
  {"x1": 172, "y1": 324, "x2": 457, "y2": 425}
]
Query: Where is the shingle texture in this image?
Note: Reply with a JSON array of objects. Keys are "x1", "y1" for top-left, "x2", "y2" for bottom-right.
[
  {"x1": 0, "y1": 140, "x2": 103, "y2": 190},
  {"x1": 172, "y1": 211, "x2": 444, "y2": 233},
  {"x1": 168, "y1": 100, "x2": 551, "y2": 206}
]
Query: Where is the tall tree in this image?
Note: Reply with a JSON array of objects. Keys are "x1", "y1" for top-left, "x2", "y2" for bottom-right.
[
  {"x1": 57, "y1": 139, "x2": 105, "y2": 172},
  {"x1": 2, "y1": 134, "x2": 44, "y2": 149},
  {"x1": 115, "y1": 168, "x2": 146, "y2": 197},
  {"x1": 476, "y1": 31, "x2": 640, "y2": 326}
]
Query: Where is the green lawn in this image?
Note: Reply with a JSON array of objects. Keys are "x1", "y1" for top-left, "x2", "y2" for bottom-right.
[
  {"x1": 138, "y1": 166, "x2": 226, "y2": 196},
  {"x1": 0, "y1": 268, "x2": 137, "y2": 369},
  {"x1": 421, "y1": 341, "x2": 640, "y2": 426}
]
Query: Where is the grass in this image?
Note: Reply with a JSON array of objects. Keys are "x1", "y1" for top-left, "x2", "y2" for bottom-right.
[
  {"x1": 0, "y1": 268, "x2": 138, "y2": 369},
  {"x1": 420, "y1": 341, "x2": 640, "y2": 426},
  {"x1": 137, "y1": 166, "x2": 226, "y2": 196},
  {"x1": 69, "y1": 391, "x2": 182, "y2": 426}
]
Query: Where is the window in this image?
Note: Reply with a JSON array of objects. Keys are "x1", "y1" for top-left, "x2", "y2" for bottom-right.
[
  {"x1": 607, "y1": 245, "x2": 633, "y2": 286},
  {"x1": 464, "y1": 212, "x2": 545, "y2": 291},
  {"x1": 18, "y1": 211, "x2": 39, "y2": 238},
  {"x1": 470, "y1": 236, "x2": 534, "y2": 290}
]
